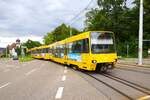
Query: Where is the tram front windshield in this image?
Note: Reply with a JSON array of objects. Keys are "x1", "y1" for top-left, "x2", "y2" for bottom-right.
[{"x1": 91, "y1": 32, "x2": 115, "y2": 54}]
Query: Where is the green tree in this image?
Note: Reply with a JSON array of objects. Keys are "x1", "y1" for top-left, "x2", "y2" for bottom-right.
[
  {"x1": 43, "y1": 32, "x2": 54, "y2": 45},
  {"x1": 85, "y1": 0, "x2": 150, "y2": 57},
  {"x1": 143, "y1": 0, "x2": 150, "y2": 39},
  {"x1": 86, "y1": 0, "x2": 128, "y2": 40},
  {"x1": 22, "y1": 39, "x2": 42, "y2": 49},
  {"x1": 43, "y1": 23, "x2": 79, "y2": 45}
]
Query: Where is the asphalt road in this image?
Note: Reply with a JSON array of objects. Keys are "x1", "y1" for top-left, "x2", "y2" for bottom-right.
[
  {"x1": 0, "y1": 59, "x2": 107, "y2": 100},
  {"x1": 0, "y1": 59, "x2": 150, "y2": 100}
]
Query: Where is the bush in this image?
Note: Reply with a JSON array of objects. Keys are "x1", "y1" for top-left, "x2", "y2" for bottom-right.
[{"x1": 19, "y1": 55, "x2": 34, "y2": 62}]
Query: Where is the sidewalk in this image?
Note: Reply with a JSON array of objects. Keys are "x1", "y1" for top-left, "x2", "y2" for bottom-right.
[{"x1": 117, "y1": 58, "x2": 150, "y2": 68}]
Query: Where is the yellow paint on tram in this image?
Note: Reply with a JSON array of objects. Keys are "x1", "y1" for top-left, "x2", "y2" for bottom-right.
[{"x1": 27, "y1": 31, "x2": 118, "y2": 72}]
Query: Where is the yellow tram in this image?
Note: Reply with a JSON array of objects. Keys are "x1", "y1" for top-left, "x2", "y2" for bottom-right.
[{"x1": 27, "y1": 31, "x2": 117, "y2": 72}]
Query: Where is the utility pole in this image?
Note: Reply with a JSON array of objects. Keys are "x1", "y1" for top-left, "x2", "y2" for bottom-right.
[
  {"x1": 138, "y1": 0, "x2": 143, "y2": 65},
  {"x1": 127, "y1": 44, "x2": 129, "y2": 57},
  {"x1": 6, "y1": 47, "x2": 7, "y2": 58},
  {"x1": 69, "y1": 26, "x2": 72, "y2": 37}
]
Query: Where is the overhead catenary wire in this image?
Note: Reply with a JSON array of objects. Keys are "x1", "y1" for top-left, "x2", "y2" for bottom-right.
[{"x1": 68, "y1": 0, "x2": 94, "y2": 26}]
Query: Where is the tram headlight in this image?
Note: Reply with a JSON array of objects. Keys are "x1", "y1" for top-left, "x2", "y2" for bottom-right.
[{"x1": 92, "y1": 60, "x2": 97, "y2": 64}]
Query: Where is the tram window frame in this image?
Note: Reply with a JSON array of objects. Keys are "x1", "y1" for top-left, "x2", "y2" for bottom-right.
[
  {"x1": 60, "y1": 45, "x2": 65, "y2": 54},
  {"x1": 55, "y1": 45, "x2": 63, "y2": 58},
  {"x1": 72, "y1": 40, "x2": 82, "y2": 53},
  {"x1": 43, "y1": 48, "x2": 49, "y2": 53},
  {"x1": 46, "y1": 48, "x2": 49, "y2": 53},
  {"x1": 41, "y1": 48, "x2": 45, "y2": 53},
  {"x1": 64, "y1": 44, "x2": 67, "y2": 55},
  {"x1": 82, "y1": 38, "x2": 89, "y2": 53},
  {"x1": 67, "y1": 38, "x2": 89, "y2": 54},
  {"x1": 52, "y1": 47, "x2": 54, "y2": 55},
  {"x1": 41, "y1": 49, "x2": 44, "y2": 53},
  {"x1": 49, "y1": 48, "x2": 51, "y2": 53},
  {"x1": 38, "y1": 49, "x2": 41, "y2": 53}
]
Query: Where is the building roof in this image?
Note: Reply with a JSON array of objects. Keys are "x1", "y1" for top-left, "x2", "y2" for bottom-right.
[{"x1": 8, "y1": 43, "x2": 16, "y2": 50}]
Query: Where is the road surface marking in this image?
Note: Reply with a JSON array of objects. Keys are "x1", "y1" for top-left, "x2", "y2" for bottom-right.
[
  {"x1": 61, "y1": 75, "x2": 66, "y2": 81},
  {"x1": 64, "y1": 70, "x2": 68, "y2": 74},
  {"x1": 0, "y1": 82, "x2": 11, "y2": 89},
  {"x1": 137, "y1": 95, "x2": 150, "y2": 100},
  {"x1": 25, "y1": 69, "x2": 37, "y2": 76},
  {"x1": 64, "y1": 66, "x2": 67, "y2": 69},
  {"x1": 55, "y1": 87, "x2": 64, "y2": 99}
]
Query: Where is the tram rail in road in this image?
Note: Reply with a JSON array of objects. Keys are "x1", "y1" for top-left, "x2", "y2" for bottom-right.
[{"x1": 82, "y1": 71, "x2": 150, "y2": 100}]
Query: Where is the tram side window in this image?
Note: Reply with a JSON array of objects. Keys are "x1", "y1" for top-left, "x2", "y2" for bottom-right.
[
  {"x1": 68, "y1": 38, "x2": 89, "y2": 53},
  {"x1": 41, "y1": 48, "x2": 46, "y2": 53},
  {"x1": 53, "y1": 47, "x2": 56, "y2": 56},
  {"x1": 55, "y1": 46, "x2": 59, "y2": 57},
  {"x1": 34, "y1": 50, "x2": 36, "y2": 54},
  {"x1": 42, "y1": 48, "x2": 48, "y2": 53},
  {"x1": 48, "y1": 48, "x2": 51, "y2": 53},
  {"x1": 32, "y1": 51, "x2": 34, "y2": 54},
  {"x1": 52, "y1": 47, "x2": 54, "y2": 55},
  {"x1": 35, "y1": 50, "x2": 38, "y2": 54},
  {"x1": 33, "y1": 51, "x2": 35, "y2": 54},
  {"x1": 72, "y1": 40, "x2": 82, "y2": 53},
  {"x1": 33, "y1": 50, "x2": 35, "y2": 54},
  {"x1": 82, "y1": 38, "x2": 89, "y2": 53},
  {"x1": 50, "y1": 48, "x2": 52, "y2": 54},
  {"x1": 54, "y1": 45, "x2": 64, "y2": 58},
  {"x1": 41, "y1": 49, "x2": 44, "y2": 53},
  {"x1": 38, "y1": 49, "x2": 41, "y2": 54},
  {"x1": 60, "y1": 45, "x2": 65, "y2": 58},
  {"x1": 46, "y1": 48, "x2": 49, "y2": 53}
]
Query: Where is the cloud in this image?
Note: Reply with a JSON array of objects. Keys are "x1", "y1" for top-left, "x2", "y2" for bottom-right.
[
  {"x1": 0, "y1": 0, "x2": 133, "y2": 47},
  {"x1": 127, "y1": 0, "x2": 135, "y2": 8},
  {"x1": 0, "y1": 35, "x2": 43, "y2": 48},
  {"x1": 0, "y1": 0, "x2": 96, "y2": 37}
]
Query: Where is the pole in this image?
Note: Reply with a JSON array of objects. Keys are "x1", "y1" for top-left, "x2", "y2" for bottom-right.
[
  {"x1": 6, "y1": 46, "x2": 7, "y2": 58},
  {"x1": 127, "y1": 44, "x2": 129, "y2": 57},
  {"x1": 138, "y1": 0, "x2": 143, "y2": 65},
  {"x1": 69, "y1": 26, "x2": 72, "y2": 37}
]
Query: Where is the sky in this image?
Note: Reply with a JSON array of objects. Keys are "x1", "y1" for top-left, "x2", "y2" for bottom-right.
[{"x1": 0, "y1": 0, "x2": 134, "y2": 48}]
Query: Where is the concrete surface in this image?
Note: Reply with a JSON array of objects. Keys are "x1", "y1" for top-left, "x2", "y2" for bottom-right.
[{"x1": 118, "y1": 58, "x2": 150, "y2": 67}]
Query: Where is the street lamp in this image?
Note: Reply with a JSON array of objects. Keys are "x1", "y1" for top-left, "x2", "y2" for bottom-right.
[
  {"x1": 138, "y1": 0, "x2": 143, "y2": 65},
  {"x1": 68, "y1": 25, "x2": 72, "y2": 37}
]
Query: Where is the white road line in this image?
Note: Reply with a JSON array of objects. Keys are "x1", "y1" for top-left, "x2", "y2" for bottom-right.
[
  {"x1": 61, "y1": 75, "x2": 66, "y2": 81},
  {"x1": 25, "y1": 69, "x2": 37, "y2": 76},
  {"x1": 55, "y1": 87, "x2": 64, "y2": 99},
  {"x1": 64, "y1": 66, "x2": 67, "y2": 69},
  {"x1": 0, "y1": 82, "x2": 11, "y2": 89},
  {"x1": 64, "y1": 70, "x2": 68, "y2": 74}
]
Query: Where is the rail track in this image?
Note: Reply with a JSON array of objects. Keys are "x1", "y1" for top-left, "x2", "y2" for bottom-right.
[
  {"x1": 116, "y1": 67, "x2": 150, "y2": 75},
  {"x1": 61, "y1": 63, "x2": 150, "y2": 100},
  {"x1": 117, "y1": 63, "x2": 150, "y2": 68},
  {"x1": 83, "y1": 72, "x2": 150, "y2": 100},
  {"x1": 103, "y1": 73, "x2": 150, "y2": 94}
]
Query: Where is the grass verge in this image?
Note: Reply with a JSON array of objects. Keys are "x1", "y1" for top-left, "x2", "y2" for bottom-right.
[{"x1": 19, "y1": 55, "x2": 34, "y2": 62}]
